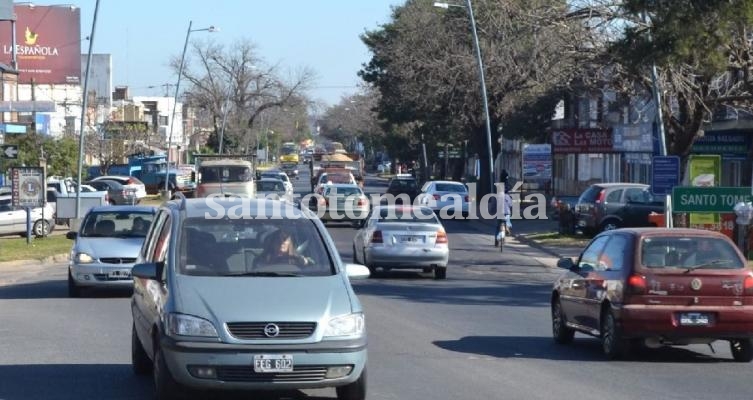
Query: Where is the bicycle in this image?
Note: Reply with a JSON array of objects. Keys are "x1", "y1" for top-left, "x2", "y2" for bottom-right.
[{"x1": 495, "y1": 215, "x2": 512, "y2": 252}]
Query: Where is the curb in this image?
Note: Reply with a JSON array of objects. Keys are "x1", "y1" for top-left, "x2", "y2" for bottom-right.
[
  {"x1": 474, "y1": 217, "x2": 569, "y2": 260},
  {"x1": 0, "y1": 253, "x2": 69, "y2": 269}
]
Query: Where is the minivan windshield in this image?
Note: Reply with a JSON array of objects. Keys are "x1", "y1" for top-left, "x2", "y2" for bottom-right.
[
  {"x1": 200, "y1": 166, "x2": 252, "y2": 183},
  {"x1": 179, "y1": 217, "x2": 335, "y2": 277},
  {"x1": 640, "y1": 236, "x2": 744, "y2": 269}
]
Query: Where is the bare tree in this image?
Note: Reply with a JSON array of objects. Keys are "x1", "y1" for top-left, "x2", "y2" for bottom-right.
[{"x1": 175, "y1": 39, "x2": 317, "y2": 153}]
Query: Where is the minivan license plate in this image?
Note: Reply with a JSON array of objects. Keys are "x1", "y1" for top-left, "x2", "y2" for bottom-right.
[
  {"x1": 680, "y1": 313, "x2": 709, "y2": 326},
  {"x1": 253, "y1": 354, "x2": 294, "y2": 373}
]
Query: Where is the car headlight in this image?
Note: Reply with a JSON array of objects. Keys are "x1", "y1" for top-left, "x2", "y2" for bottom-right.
[
  {"x1": 75, "y1": 252, "x2": 94, "y2": 263},
  {"x1": 324, "y1": 313, "x2": 365, "y2": 338},
  {"x1": 166, "y1": 313, "x2": 218, "y2": 338}
]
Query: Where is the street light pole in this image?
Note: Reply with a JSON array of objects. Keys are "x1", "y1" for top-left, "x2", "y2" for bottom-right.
[
  {"x1": 218, "y1": 93, "x2": 231, "y2": 155},
  {"x1": 76, "y1": 0, "x2": 101, "y2": 220},
  {"x1": 164, "y1": 21, "x2": 217, "y2": 197},
  {"x1": 434, "y1": 1, "x2": 495, "y2": 195}
]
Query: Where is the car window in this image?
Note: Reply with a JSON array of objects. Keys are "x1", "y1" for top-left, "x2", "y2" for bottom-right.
[
  {"x1": 378, "y1": 208, "x2": 438, "y2": 223},
  {"x1": 434, "y1": 183, "x2": 466, "y2": 193},
  {"x1": 640, "y1": 236, "x2": 744, "y2": 269},
  {"x1": 152, "y1": 215, "x2": 172, "y2": 263},
  {"x1": 389, "y1": 179, "x2": 417, "y2": 190},
  {"x1": 578, "y1": 185, "x2": 602, "y2": 203},
  {"x1": 178, "y1": 217, "x2": 335, "y2": 277},
  {"x1": 421, "y1": 182, "x2": 432, "y2": 192},
  {"x1": 143, "y1": 211, "x2": 167, "y2": 259},
  {"x1": 578, "y1": 236, "x2": 610, "y2": 272},
  {"x1": 624, "y1": 188, "x2": 646, "y2": 203},
  {"x1": 605, "y1": 189, "x2": 622, "y2": 203},
  {"x1": 599, "y1": 234, "x2": 630, "y2": 271},
  {"x1": 0, "y1": 198, "x2": 11, "y2": 212},
  {"x1": 324, "y1": 186, "x2": 362, "y2": 196},
  {"x1": 80, "y1": 210, "x2": 155, "y2": 238},
  {"x1": 257, "y1": 181, "x2": 285, "y2": 192}
]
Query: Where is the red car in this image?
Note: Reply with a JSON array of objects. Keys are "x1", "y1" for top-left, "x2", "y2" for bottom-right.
[{"x1": 551, "y1": 228, "x2": 753, "y2": 361}]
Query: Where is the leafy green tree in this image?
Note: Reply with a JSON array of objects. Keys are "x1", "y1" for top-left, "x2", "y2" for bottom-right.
[{"x1": 360, "y1": 0, "x2": 585, "y2": 194}]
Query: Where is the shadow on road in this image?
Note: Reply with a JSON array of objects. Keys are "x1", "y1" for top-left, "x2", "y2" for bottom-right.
[
  {"x1": 0, "y1": 364, "x2": 334, "y2": 400},
  {"x1": 0, "y1": 279, "x2": 131, "y2": 300},
  {"x1": 434, "y1": 336, "x2": 734, "y2": 363},
  {"x1": 353, "y1": 279, "x2": 552, "y2": 307}
]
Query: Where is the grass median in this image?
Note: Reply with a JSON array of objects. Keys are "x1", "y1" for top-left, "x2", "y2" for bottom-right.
[
  {"x1": 524, "y1": 232, "x2": 591, "y2": 247},
  {"x1": 0, "y1": 235, "x2": 71, "y2": 262}
]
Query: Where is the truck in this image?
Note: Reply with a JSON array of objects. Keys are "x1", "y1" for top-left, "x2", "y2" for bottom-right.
[
  {"x1": 87, "y1": 153, "x2": 194, "y2": 196},
  {"x1": 311, "y1": 153, "x2": 364, "y2": 187},
  {"x1": 191, "y1": 154, "x2": 257, "y2": 198},
  {"x1": 46, "y1": 177, "x2": 109, "y2": 226}
]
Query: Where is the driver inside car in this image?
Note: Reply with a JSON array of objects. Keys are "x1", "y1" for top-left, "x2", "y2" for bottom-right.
[{"x1": 254, "y1": 229, "x2": 314, "y2": 268}]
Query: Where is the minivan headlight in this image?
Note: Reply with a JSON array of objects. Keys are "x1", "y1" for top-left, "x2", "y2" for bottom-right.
[
  {"x1": 323, "y1": 313, "x2": 365, "y2": 338},
  {"x1": 166, "y1": 313, "x2": 218, "y2": 338},
  {"x1": 75, "y1": 252, "x2": 94, "y2": 264}
]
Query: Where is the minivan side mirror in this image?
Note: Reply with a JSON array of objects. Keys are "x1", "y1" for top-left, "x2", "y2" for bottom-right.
[
  {"x1": 66, "y1": 231, "x2": 77, "y2": 240},
  {"x1": 132, "y1": 262, "x2": 160, "y2": 280},
  {"x1": 344, "y1": 263, "x2": 370, "y2": 280},
  {"x1": 557, "y1": 257, "x2": 577, "y2": 271}
]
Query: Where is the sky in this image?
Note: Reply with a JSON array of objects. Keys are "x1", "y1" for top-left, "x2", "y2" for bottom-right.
[{"x1": 33, "y1": 0, "x2": 403, "y2": 107}]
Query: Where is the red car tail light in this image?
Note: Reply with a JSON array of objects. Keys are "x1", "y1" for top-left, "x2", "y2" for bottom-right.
[
  {"x1": 595, "y1": 189, "x2": 606, "y2": 204},
  {"x1": 371, "y1": 231, "x2": 383, "y2": 243},
  {"x1": 626, "y1": 274, "x2": 646, "y2": 295},
  {"x1": 464, "y1": 195, "x2": 469, "y2": 202},
  {"x1": 357, "y1": 198, "x2": 366, "y2": 206},
  {"x1": 318, "y1": 197, "x2": 328, "y2": 206},
  {"x1": 436, "y1": 229, "x2": 448, "y2": 245},
  {"x1": 433, "y1": 194, "x2": 441, "y2": 201},
  {"x1": 744, "y1": 275, "x2": 753, "y2": 295}
]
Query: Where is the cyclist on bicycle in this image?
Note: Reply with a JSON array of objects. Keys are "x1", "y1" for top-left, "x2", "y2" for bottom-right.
[{"x1": 494, "y1": 187, "x2": 513, "y2": 247}]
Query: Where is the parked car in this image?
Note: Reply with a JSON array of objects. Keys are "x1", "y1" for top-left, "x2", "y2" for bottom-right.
[
  {"x1": 89, "y1": 175, "x2": 147, "y2": 200},
  {"x1": 0, "y1": 194, "x2": 55, "y2": 237},
  {"x1": 66, "y1": 205, "x2": 157, "y2": 297},
  {"x1": 130, "y1": 196, "x2": 370, "y2": 400},
  {"x1": 574, "y1": 183, "x2": 664, "y2": 235},
  {"x1": 417, "y1": 180, "x2": 470, "y2": 218},
  {"x1": 385, "y1": 175, "x2": 420, "y2": 203},
  {"x1": 353, "y1": 205, "x2": 449, "y2": 279},
  {"x1": 311, "y1": 184, "x2": 370, "y2": 226},
  {"x1": 552, "y1": 228, "x2": 753, "y2": 361},
  {"x1": 85, "y1": 179, "x2": 140, "y2": 205}
]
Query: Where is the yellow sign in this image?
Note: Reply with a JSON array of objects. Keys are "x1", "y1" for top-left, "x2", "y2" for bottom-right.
[{"x1": 687, "y1": 155, "x2": 721, "y2": 226}]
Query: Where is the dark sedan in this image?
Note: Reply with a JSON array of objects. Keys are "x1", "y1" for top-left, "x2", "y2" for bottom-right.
[
  {"x1": 551, "y1": 228, "x2": 753, "y2": 361},
  {"x1": 85, "y1": 179, "x2": 139, "y2": 205}
]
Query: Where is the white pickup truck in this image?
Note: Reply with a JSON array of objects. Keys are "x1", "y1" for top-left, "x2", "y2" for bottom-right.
[{"x1": 46, "y1": 178, "x2": 109, "y2": 226}]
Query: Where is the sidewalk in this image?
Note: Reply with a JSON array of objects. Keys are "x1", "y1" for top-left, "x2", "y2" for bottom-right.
[
  {"x1": 477, "y1": 217, "x2": 586, "y2": 261},
  {"x1": 0, "y1": 253, "x2": 69, "y2": 286}
]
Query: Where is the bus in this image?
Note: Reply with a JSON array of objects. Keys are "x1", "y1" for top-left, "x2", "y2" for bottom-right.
[{"x1": 279, "y1": 142, "x2": 299, "y2": 163}]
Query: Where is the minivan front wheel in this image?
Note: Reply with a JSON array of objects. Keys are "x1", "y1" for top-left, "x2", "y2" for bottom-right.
[
  {"x1": 336, "y1": 367, "x2": 366, "y2": 400},
  {"x1": 153, "y1": 347, "x2": 185, "y2": 400},
  {"x1": 131, "y1": 324, "x2": 151, "y2": 375},
  {"x1": 600, "y1": 219, "x2": 620, "y2": 232}
]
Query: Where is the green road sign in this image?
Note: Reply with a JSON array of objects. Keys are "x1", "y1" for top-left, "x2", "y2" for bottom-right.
[{"x1": 672, "y1": 187, "x2": 753, "y2": 213}]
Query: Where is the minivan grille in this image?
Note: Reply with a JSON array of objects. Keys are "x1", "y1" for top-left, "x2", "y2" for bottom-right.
[
  {"x1": 226, "y1": 322, "x2": 317, "y2": 339},
  {"x1": 215, "y1": 365, "x2": 328, "y2": 382}
]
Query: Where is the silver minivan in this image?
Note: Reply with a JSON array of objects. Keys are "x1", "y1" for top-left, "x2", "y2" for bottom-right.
[{"x1": 130, "y1": 195, "x2": 370, "y2": 400}]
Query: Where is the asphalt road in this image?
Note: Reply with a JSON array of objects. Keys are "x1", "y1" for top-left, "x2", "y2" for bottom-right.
[{"x1": 1, "y1": 168, "x2": 752, "y2": 400}]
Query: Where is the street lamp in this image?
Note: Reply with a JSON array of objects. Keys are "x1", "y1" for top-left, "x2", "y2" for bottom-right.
[
  {"x1": 434, "y1": 1, "x2": 495, "y2": 196},
  {"x1": 164, "y1": 21, "x2": 218, "y2": 197}
]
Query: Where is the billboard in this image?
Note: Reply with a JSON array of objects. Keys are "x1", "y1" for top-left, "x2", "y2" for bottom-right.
[
  {"x1": 0, "y1": 5, "x2": 81, "y2": 84},
  {"x1": 521, "y1": 143, "x2": 552, "y2": 181}
]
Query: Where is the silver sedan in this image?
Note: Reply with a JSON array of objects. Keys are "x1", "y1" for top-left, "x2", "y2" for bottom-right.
[{"x1": 352, "y1": 205, "x2": 449, "y2": 279}]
